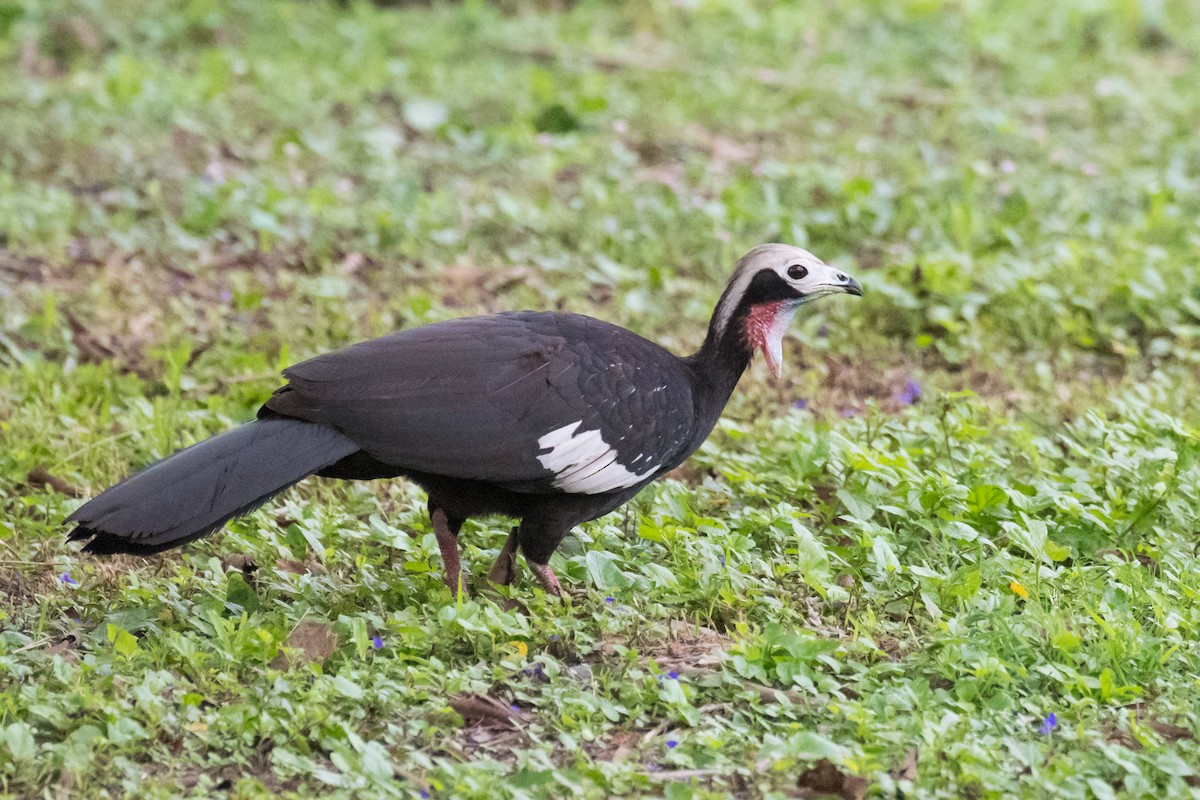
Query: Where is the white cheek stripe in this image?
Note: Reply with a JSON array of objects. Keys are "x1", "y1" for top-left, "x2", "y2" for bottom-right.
[{"x1": 536, "y1": 421, "x2": 657, "y2": 494}]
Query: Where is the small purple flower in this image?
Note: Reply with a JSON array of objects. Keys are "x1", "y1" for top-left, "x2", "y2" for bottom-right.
[
  {"x1": 666, "y1": 739, "x2": 678, "y2": 749},
  {"x1": 511, "y1": 704, "x2": 520, "y2": 713},
  {"x1": 840, "y1": 408, "x2": 857, "y2": 418},
  {"x1": 792, "y1": 398, "x2": 809, "y2": 411},
  {"x1": 371, "y1": 636, "x2": 384, "y2": 650},
  {"x1": 1038, "y1": 713, "x2": 1057, "y2": 734},
  {"x1": 719, "y1": 555, "x2": 726, "y2": 566},
  {"x1": 548, "y1": 634, "x2": 559, "y2": 641},
  {"x1": 59, "y1": 572, "x2": 78, "y2": 586},
  {"x1": 667, "y1": 671, "x2": 679, "y2": 680},
  {"x1": 897, "y1": 380, "x2": 922, "y2": 405},
  {"x1": 605, "y1": 597, "x2": 614, "y2": 604},
  {"x1": 420, "y1": 791, "x2": 429, "y2": 799}
]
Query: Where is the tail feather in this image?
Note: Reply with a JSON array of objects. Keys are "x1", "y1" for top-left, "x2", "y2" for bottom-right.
[{"x1": 66, "y1": 418, "x2": 360, "y2": 555}]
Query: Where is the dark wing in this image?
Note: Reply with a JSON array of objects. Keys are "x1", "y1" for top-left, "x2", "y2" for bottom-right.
[{"x1": 262, "y1": 312, "x2": 696, "y2": 494}]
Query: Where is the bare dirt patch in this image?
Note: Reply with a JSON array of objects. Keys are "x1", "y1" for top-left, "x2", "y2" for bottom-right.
[{"x1": 271, "y1": 620, "x2": 338, "y2": 668}]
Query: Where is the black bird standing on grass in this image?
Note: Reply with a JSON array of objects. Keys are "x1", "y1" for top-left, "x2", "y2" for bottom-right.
[{"x1": 66, "y1": 245, "x2": 862, "y2": 597}]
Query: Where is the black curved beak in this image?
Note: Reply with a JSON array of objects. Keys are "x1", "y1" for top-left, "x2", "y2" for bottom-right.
[{"x1": 844, "y1": 276, "x2": 863, "y2": 296}]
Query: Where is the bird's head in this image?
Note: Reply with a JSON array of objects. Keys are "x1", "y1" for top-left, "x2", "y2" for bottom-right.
[{"x1": 712, "y1": 244, "x2": 862, "y2": 380}]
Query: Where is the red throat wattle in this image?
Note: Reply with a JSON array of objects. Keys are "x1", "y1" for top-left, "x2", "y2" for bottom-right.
[{"x1": 743, "y1": 301, "x2": 796, "y2": 381}]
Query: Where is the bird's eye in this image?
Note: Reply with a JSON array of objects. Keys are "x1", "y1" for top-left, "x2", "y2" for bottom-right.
[{"x1": 787, "y1": 264, "x2": 808, "y2": 281}]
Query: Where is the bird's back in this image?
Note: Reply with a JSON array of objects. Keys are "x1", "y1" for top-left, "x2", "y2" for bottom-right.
[{"x1": 264, "y1": 311, "x2": 700, "y2": 496}]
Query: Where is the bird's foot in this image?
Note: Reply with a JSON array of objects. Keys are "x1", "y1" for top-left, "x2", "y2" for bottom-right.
[
  {"x1": 486, "y1": 528, "x2": 520, "y2": 586},
  {"x1": 527, "y1": 561, "x2": 564, "y2": 599}
]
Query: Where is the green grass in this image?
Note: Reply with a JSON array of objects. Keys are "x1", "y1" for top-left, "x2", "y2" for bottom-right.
[{"x1": 3, "y1": 0, "x2": 1200, "y2": 797}]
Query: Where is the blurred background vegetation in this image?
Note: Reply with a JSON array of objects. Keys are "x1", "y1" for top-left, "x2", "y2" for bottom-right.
[{"x1": 3, "y1": 1, "x2": 1200, "y2": 798}]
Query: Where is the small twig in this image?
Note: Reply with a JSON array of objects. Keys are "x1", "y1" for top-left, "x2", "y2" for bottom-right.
[
  {"x1": 880, "y1": 89, "x2": 954, "y2": 108},
  {"x1": 643, "y1": 768, "x2": 732, "y2": 780},
  {"x1": 738, "y1": 679, "x2": 812, "y2": 706},
  {"x1": 671, "y1": 666, "x2": 812, "y2": 706},
  {"x1": 392, "y1": 767, "x2": 430, "y2": 796},
  {"x1": 938, "y1": 401, "x2": 955, "y2": 463},
  {"x1": 27, "y1": 466, "x2": 85, "y2": 498},
  {"x1": 14, "y1": 637, "x2": 52, "y2": 653},
  {"x1": 58, "y1": 428, "x2": 145, "y2": 465},
  {"x1": 492, "y1": 42, "x2": 679, "y2": 74},
  {"x1": 0, "y1": 559, "x2": 62, "y2": 567},
  {"x1": 222, "y1": 372, "x2": 279, "y2": 384},
  {"x1": 187, "y1": 372, "x2": 280, "y2": 395},
  {"x1": 0, "y1": 331, "x2": 30, "y2": 366},
  {"x1": 639, "y1": 720, "x2": 671, "y2": 746},
  {"x1": 449, "y1": 692, "x2": 527, "y2": 727}
]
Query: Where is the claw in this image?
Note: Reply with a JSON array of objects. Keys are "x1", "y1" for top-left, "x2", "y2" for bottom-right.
[
  {"x1": 487, "y1": 527, "x2": 520, "y2": 586},
  {"x1": 527, "y1": 561, "x2": 563, "y2": 598}
]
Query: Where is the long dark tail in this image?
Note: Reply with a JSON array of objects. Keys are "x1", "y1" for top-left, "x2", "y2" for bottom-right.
[{"x1": 66, "y1": 418, "x2": 359, "y2": 555}]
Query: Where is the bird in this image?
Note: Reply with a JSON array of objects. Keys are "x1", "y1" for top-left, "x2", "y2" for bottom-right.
[{"x1": 65, "y1": 244, "x2": 862, "y2": 597}]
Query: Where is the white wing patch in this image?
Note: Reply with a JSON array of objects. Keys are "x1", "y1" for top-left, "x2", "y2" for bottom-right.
[{"x1": 536, "y1": 421, "x2": 657, "y2": 494}]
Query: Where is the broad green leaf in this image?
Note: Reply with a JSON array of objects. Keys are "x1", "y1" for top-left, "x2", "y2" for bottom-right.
[
  {"x1": 585, "y1": 550, "x2": 633, "y2": 591},
  {"x1": 871, "y1": 537, "x2": 901, "y2": 576},
  {"x1": 107, "y1": 624, "x2": 138, "y2": 657},
  {"x1": 2, "y1": 723, "x2": 35, "y2": 762},
  {"x1": 792, "y1": 522, "x2": 832, "y2": 596},
  {"x1": 106, "y1": 718, "x2": 148, "y2": 746},
  {"x1": 225, "y1": 572, "x2": 260, "y2": 614},
  {"x1": 333, "y1": 675, "x2": 364, "y2": 700}
]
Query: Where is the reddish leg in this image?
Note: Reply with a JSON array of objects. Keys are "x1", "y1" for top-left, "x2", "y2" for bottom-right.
[
  {"x1": 430, "y1": 507, "x2": 468, "y2": 597},
  {"x1": 517, "y1": 517, "x2": 570, "y2": 599},
  {"x1": 527, "y1": 561, "x2": 563, "y2": 598},
  {"x1": 486, "y1": 527, "x2": 521, "y2": 586}
]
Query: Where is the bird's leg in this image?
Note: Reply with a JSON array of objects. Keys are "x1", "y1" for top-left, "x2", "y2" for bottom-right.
[
  {"x1": 429, "y1": 507, "x2": 468, "y2": 597},
  {"x1": 486, "y1": 527, "x2": 520, "y2": 586},
  {"x1": 526, "y1": 561, "x2": 563, "y2": 598},
  {"x1": 516, "y1": 517, "x2": 569, "y2": 599}
]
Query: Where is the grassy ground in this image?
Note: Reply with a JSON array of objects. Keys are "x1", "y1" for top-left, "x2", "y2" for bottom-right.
[{"x1": 3, "y1": 0, "x2": 1200, "y2": 797}]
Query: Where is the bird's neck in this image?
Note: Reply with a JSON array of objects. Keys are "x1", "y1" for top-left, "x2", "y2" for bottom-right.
[{"x1": 684, "y1": 307, "x2": 759, "y2": 427}]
